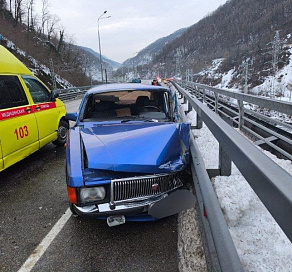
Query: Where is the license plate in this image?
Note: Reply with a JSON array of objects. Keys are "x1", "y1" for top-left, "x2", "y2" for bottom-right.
[{"x1": 107, "y1": 215, "x2": 126, "y2": 227}]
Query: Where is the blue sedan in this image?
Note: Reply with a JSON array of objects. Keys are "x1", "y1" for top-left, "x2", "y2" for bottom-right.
[{"x1": 65, "y1": 83, "x2": 195, "y2": 226}]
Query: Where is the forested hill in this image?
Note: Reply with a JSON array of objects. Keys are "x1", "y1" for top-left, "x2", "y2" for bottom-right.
[
  {"x1": 151, "y1": 0, "x2": 292, "y2": 90},
  {"x1": 0, "y1": 2, "x2": 118, "y2": 88}
]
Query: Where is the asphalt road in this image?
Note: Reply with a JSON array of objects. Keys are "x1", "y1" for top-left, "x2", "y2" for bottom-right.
[{"x1": 0, "y1": 99, "x2": 180, "y2": 272}]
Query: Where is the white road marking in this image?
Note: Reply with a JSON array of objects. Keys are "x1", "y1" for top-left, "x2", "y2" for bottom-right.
[{"x1": 18, "y1": 208, "x2": 72, "y2": 272}]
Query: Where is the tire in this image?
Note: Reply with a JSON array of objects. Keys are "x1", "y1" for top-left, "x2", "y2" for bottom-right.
[{"x1": 53, "y1": 119, "x2": 69, "y2": 146}]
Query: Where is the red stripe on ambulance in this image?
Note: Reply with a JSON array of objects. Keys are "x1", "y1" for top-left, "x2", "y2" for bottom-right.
[
  {"x1": 0, "y1": 106, "x2": 29, "y2": 121},
  {"x1": 0, "y1": 102, "x2": 56, "y2": 121},
  {"x1": 35, "y1": 102, "x2": 56, "y2": 111}
]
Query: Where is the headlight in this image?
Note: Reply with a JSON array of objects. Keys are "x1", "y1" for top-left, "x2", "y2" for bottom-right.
[{"x1": 80, "y1": 187, "x2": 106, "y2": 203}]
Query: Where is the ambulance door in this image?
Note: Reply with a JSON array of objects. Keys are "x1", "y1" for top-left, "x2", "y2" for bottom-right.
[
  {"x1": 21, "y1": 76, "x2": 59, "y2": 148},
  {"x1": 0, "y1": 138, "x2": 3, "y2": 171},
  {"x1": 0, "y1": 75, "x2": 39, "y2": 170}
]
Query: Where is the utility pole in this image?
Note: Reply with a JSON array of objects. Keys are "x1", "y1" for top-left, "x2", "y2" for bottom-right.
[
  {"x1": 243, "y1": 59, "x2": 253, "y2": 94},
  {"x1": 175, "y1": 48, "x2": 182, "y2": 77},
  {"x1": 264, "y1": 30, "x2": 284, "y2": 97},
  {"x1": 271, "y1": 31, "x2": 281, "y2": 97},
  {"x1": 98, "y1": 11, "x2": 111, "y2": 83},
  {"x1": 186, "y1": 69, "x2": 193, "y2": 82},
  {"x1": 244, "y1": 62, "x2": 248, "y2": 94}
]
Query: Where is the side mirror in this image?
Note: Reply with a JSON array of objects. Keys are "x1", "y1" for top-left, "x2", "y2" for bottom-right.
[
  {"x1": 66, "y1": 112, "x2": 77, "y2": 121},
  {"x1": 51, "y1": 90, "x2": 59, "y2": 101}
]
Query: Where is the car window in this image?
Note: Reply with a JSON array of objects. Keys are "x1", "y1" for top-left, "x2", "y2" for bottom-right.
[
  {"x1": 82, "y1": 90, "x2": 171, "y2": 121},
  {"x1": 0, "y1": 75, "x2": 28, "y2": 110},
  {"x1": 22, "y1": 76, "x2": 51, "y2": 103}
]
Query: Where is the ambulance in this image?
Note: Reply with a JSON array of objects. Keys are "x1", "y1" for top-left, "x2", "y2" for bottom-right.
[{"x1": 0, "y1": 45, "x2": 68, "y2": 172}]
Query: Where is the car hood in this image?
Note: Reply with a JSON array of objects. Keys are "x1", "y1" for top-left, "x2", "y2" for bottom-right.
[{"x1": 80, "y1": 122, "x2": 190, "y2": 173}]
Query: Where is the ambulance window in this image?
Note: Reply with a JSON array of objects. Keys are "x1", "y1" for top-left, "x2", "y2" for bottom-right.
[
  {"x1": 22, "y1": 77, "x2": 51, "y2": 103},
  {"x1": 0, "y1": 75, "x2": 28, "y2": 110}
]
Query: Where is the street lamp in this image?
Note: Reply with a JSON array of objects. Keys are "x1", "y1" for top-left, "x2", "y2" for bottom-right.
[{"x1": 98, "y1": 10, "x2": 111, "y2": 83}]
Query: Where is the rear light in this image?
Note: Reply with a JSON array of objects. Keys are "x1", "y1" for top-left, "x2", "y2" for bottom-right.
[{"x1": 67, "y1": 186, "x2": 77, "y2": 204}]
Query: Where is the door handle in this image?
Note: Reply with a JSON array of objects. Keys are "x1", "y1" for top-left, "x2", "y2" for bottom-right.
[
  {"x1": 25, "y1": 107, "x2": 31, "y2": 112},
  {"x1": 35, "y1": 105, "x2": 40, "y2": 110}
]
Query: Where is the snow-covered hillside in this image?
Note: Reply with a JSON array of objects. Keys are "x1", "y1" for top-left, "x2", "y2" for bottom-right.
[
  {"x1": 3, "y1": 36, "x2": 73, "y2": 89},
  {"x1": 193, "y1": 45, "x2": 292, "y2": 101}
]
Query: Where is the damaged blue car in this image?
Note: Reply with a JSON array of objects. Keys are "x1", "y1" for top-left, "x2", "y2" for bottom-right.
[{"x1": 65, "y1": 83, "x2": 195, "y2": 227}]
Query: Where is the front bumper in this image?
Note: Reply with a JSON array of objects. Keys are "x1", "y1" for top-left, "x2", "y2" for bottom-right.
[
  {"x1": 72, "y1": 194, "x2": 167, "y2": 219},
  {"x1": 71, "y1": 189, "x2": 196, "y2": 221}
]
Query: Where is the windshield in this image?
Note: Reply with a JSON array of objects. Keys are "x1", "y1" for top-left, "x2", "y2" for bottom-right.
[{"x1": 80, "y1": 90, "x2": 172, "y2": 122}]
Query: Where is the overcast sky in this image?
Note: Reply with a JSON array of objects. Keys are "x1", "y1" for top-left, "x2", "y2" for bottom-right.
[{"x1": 36, "y1": 0, "x2": 227, "y2": 63}]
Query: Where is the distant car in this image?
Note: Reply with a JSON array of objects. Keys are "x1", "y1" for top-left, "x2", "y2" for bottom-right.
[
  {"x1": 0, "y1": 45, "x2": 68, "y2": 172},
  {"x1": 131, "y1": 78, "x2": 141, "y2": 83},
  {"x1": 151, "y1": 79, "x2": 160, "y2": 86},
  {"x1": 65, "y1": 83, "x2": 195, "y2": 226}
]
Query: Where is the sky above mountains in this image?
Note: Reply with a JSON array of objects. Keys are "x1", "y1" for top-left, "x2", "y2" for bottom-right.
[{"x1": 36, "y1": 0, "x2": 227, "y2": 63}]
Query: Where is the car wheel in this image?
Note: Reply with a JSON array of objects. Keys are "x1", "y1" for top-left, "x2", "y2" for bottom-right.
[{"x1": 53, "y1": 120, "x2": 68, "y2": 146}]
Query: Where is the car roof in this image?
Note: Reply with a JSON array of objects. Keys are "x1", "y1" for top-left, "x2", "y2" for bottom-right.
[
  {"x1": 0, "y1": 45, "x2": 33, "y2": 76},
  {"x1": 86, "y1": 83, "x2": 171, "y2": 96}
]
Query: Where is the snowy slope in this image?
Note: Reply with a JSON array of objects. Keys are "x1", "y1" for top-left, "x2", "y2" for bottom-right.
[{"x1": 3, "y1": 37, "x2": 73, "y2": 89}]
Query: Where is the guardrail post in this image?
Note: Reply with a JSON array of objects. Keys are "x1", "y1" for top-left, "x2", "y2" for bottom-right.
[
  {"x1": 183, "y1": 95, "x2": 187, "y2": 104},
  {"x1": 187, "y1": 100, "x2": 192, "y2": 113},
  {"x1": 203, "y1": 88, "x2": 206, "y2": 103},
  {"x1": 238, "y1": 99, "x2": 244, "y2": 129},
  {"x1": 196, "y1": 113, "x2": 203, "y2": 129},
  {"x1": 214, "y1": 93, "x2": 218, "y2": 114},
  {"x1": 219, "y1": 144, "x2": 232, "y2": 176},
  {"x1": 219, "y1": 116, "x2": 232, "y2": 176},
  {"x1": 191, "y1": 85, "x2": 196, "y2": 96},
  {"x1": 195, "y1": 86, "x2": 200, "y2": 99}
]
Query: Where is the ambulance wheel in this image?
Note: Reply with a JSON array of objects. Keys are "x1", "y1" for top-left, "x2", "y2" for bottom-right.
[{"x1": 53, "y1": 120, "x2": 68, "y2": 146}]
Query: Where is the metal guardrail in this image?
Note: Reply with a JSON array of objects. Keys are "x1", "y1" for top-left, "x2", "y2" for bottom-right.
[
  {"x1": 192, "y1": 82, "x2": 292, "y2": 115},
  {"x1": 55, "y1": 85, "x2": 96, "y2": 101},
  {"x1": 179, "y1": 80, "x2": 292, "y2": 161},
  {"x1": 172, "y1": 81, "x2": 292, "y2": 270}
]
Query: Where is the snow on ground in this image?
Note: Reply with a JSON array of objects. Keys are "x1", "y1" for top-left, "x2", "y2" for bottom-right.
[
  {"x1": 216, "y1": 68, "x2": 235, "y2": 89},
  {"x1": 196, "y1": 58, "x2": 224, "y2": 82},
  {"x1": 185, "y1": 107, "x2": 292, "y2": 271},
  {"x1": 178, "y1": 207, "x2": 207, "y2": 272}
]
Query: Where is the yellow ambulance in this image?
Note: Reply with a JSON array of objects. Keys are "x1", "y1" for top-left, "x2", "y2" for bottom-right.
[{"x1": 0, "y1": 45, "x2": 68, "y2": 172}]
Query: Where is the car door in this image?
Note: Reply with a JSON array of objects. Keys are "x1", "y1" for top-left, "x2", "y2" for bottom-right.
[
  {"x1": 0, "y1": 75, "x2": 39, "y2": 170},
  {"x1": 21, "y1": 76, "x2": 59, "y2": 148},
  {"x1": 0, "y1": 138, "x2": 3, "y2": 171}
]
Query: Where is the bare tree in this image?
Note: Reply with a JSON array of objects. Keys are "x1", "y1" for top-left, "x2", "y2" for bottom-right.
[
  {"x1": 40, "y1": 0, "x2": 49, "y2": 36},
  {"x1": 46, "y1": 13, "x2": 59, "y2": 41},
  {"x1": 57, "y1": 27, "x2": 64, "y2": 52},
  {"x1": 0, "y1": 0, "x2": 6, "y2": 10},
  {"x1": 25, "y1": 0, "x2": 34, "y2": 31},
  {"x1": 14, "y1": 0, "x2": 23, "y2": 24}
]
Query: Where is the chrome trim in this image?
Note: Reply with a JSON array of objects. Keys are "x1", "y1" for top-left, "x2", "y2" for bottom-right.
[
  {"x1": 110, "y1": 179, "x2": 115, "y2": 207},
  {"x1": 110, "y1": 173, "x2": 182, "y2": 204},
  {"x1": 73, "y1": 194, "x2": 167, "y2": 214}
]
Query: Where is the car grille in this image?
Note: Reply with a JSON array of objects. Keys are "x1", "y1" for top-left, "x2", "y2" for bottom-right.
[{"x1": 111, "y1": 173, "x2": 183, "y2": 202}]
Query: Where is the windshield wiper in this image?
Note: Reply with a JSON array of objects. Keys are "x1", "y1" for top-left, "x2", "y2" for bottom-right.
[
  {"x1": 141, "y1": 119, "x2": 159, "y2": 122},
  {"x1": 121, "y1": 118, "x2": 159, "y2": 123}
]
